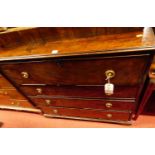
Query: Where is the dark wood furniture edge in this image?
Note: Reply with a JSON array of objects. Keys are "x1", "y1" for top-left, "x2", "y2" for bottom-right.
[
  {"x1": 0, "y1": 105, "x2": 41, "y2": 113},
  {"x1": 0, "y1": 46, "x2": 155, "y2": 62},
  {"x1": 133, "y1": 53, "x2": 154, "y2": 119},
  {"x1": 136, "y1": 56, "x2": 155, "y2": 117},
  {"x1": 44, "y1": 114, "x2": 132, "y2": 125},
  {"x1": 135, "y1": 82, "x2": 155, "y2": 119}
]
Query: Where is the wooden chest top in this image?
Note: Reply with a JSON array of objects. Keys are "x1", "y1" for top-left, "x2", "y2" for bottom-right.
[
  {"x1": 0, "y1": 27, "x2": 155, "y2": 124},
  {"x1": 0, "y1": 27, "x2": 155, "y2": 62}
]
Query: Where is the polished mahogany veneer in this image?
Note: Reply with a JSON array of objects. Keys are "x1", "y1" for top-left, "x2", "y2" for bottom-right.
[
  {"x1": 0, "y1": 52, "x2": 151, "y2": 124},
  {"x1": 31, "y1": 97, "x2": 135, "y2": 111},
  {"x1": 20, "y1": 85, "x2": 138, "y2": 99},
  {"x1": 0, "y1": 27, "x2": 155, "y2": 124},
  {"x1": 42, "y1": 106, "x2": 132, "y2": 122},
  {"x1": 1, "y1": 55, "x2": 149, "y2": 86}
]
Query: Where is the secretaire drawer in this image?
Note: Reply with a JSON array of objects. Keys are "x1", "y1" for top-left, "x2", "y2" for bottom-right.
[
  {"x1": 42, "y1": 106, "x2": 132, "y2": 122},
  {"x1": 0, "y1": 54, "x2": 150, "y2": 86},
  {"x1": 31, "y1": 97, "x2": 135, "y2": 111},
  {"x1": 20, "y1": 85, "x2": 138, "y2": 99}
]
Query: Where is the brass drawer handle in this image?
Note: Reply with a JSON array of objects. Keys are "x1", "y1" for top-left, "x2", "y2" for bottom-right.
[
  {"x1": 53, "y1": 109, "x2": 58, "y2": 114},
  {"x1": 11, "y1": 102, "x2": 15, "y2": 105},
  {"x1": 21, "y1": 72, "x2": 29, "y2": 79},
  {"x1": 104, "y1": 70, "x2": 115, "y2": 96},
  {"x1": 105, "y1": 70, "x2": 115, "y2": 79},
  {"x1": 45, "y1": 99, "x2": 51, "y2": 105},
  {"x1": 106, "y1": 113, "x2": 112, "y2": 118},
  {"x1": 105, "y1": 102, "x2": 112, "y2": 108},
  {"x1": 36, "y1": 88, "x2": 42, "y2": 94}
]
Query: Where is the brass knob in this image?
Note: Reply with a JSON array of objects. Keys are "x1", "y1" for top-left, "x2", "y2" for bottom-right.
[
  {"x1": 45, "y1": 99, "x2": 51, "y2": 105},
  {"x1": 11, "y1": 102, "x2": 15, "y2": 105},
  {"x1": 105, "y1": 70, "x2": 115, "y2": 79},
  {"x1": 105, "y1": 102, "x2": 112, "y2": 108},
  {"x1": 104, "y1": 70, "x2": 115, "y2": 96},
  {"x1": 36, "y1": 88, "x2": 42, "y2": 94},
  {"x1": 106, "y1": 113, "x2": 112, "y2": 118},
  {"x1": 21, "y1": 72, "x2": 29, "y2": 79},
  {"x1": 53, "y1": 109, "x2": 58, "y2": 114}
]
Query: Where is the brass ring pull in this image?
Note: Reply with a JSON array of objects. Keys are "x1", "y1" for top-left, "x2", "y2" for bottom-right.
[
  {"x1": 105, "y1": 70, "x2": 115, "y2": 79},
  {"x1": 105, "y1": 102, "x2": 112, "y2": 108},
  {"x1": 45, "y1": 99, "x2": 51, "y2": 105},
  {"x1": 104, "y1": 70, "x2": 115, "y2": 96},
  {"x1": 21, "y1": 72, "x2": 29, "y2": 79},
  {"x1": 11, "y1": 102, "x2": 15, "y2": 105},
  {"x1": 106, "y1": 113, "x2": 112, "y2": 118},
  {"x1": 53, "y1": 109, "x2": 58, "y2": 114},
  {"x1": 36, "y1": 88, "x2": 42, "y2": 94}
]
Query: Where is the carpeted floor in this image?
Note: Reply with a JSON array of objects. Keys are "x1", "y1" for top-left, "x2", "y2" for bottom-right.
[{"x1": 0, "y1": 109, "x2": 155, "y2": 128}]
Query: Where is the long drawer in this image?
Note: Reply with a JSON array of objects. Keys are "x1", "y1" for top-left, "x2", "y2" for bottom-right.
[
  {"x1": 20, "y1": 85, "x2": 138, "y2": 99},
  {"x1": 31, "y1": 97, "x2": 135, "y2": 111},
  {"x1": 0, "y1": 54, "x2": 149, "y2": 86},
  {"x1": 42, "y1": 106, "x2": 132, "y2": 122}
]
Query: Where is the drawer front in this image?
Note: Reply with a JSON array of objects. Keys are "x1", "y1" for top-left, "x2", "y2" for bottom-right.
[
  {"x1": 0, "y1": 98, "x2": 35, "y2": 108},
  {"x1": 31, "y1": 97, "x2": 135, "y2": 111},
  {"x1": 0, "y1": 75, "x2": 14, "y2": 88},
  {"x1": 20, "y1": 85, "x2": 138, "y2": 99},
  {"x1": 0, "y1": 88, "x2": 26, "y2": 100},
  {"x1": 42, "y1": 106, "x2": 132, "y2": 121},
  {"x1": 0, "y1": 55, "x2": 149, "y2": 86}
]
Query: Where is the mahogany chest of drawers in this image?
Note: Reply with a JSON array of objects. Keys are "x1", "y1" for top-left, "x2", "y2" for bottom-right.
[
  {"x1": 0, "y1": 27, "x2": 155, "y2": 124},
  {"x1": 0, "y1": 52, "x2": 153, "y2": 124}
]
